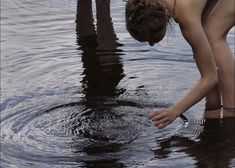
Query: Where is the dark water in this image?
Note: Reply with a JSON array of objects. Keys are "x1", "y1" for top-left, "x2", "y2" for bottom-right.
[{"x1": 1, "y1": 0, "x2": 235, "y2": 167}]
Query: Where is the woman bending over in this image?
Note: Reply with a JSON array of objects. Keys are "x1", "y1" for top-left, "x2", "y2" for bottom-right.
[{"x1": 125, "y1": 0, "x2": 235, "y2": 128}]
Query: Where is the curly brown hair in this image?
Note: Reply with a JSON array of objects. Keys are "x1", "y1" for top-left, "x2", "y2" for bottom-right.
[{"x1": 125, "y1": 0, "x2": 170, "y2": 42}]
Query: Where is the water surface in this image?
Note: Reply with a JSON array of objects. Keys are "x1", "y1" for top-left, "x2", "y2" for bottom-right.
[{"x1": 1, "y1": 0, "x2": 235, "y2": 167}]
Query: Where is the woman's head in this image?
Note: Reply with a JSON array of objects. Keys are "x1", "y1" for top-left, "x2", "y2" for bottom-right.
[{"x1": 125, "y1": 0, "x2": 170, "y2": 45}]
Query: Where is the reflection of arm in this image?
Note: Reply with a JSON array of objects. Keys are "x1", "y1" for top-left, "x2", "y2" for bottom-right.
[{"x1": 170, "y1": 19, "x2": 218, "y2": 115}]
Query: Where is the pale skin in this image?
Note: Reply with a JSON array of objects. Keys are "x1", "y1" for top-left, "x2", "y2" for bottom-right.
[{"x1": 148, "y1": 0, "x2": 235, "y2": 128}]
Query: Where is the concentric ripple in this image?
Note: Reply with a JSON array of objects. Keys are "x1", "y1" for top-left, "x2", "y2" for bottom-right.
[{"x1": 1, "y1": 99, "x2": 189, "y2": 168}]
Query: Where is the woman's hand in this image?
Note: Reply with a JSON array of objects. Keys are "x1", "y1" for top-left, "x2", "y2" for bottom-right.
[{"x1": 149, "y1": 108, "x2": 178, "y2": 129}]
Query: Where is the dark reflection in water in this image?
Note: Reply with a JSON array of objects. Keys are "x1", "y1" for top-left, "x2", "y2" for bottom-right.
[
  {"x1": 74, "y1": 0, "x2": 125, "y2": 167},
  {"x1": 76, "y1": 0, "x2": 125, "y2": 100},
  {"x1": 149, "y1": 117, "x2": 235, "y2": 168}
]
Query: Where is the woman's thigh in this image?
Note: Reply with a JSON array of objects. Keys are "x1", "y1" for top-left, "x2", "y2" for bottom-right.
[
  {"x1": 202, "y1": 0, "x2": 219, "y2": 24},
  {"x1": 204, "y1": 0, "x2": 235, "y2": 38}
]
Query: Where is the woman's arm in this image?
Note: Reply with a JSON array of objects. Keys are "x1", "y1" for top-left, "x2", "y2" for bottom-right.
[
  {"x1": 172, "y1": 20, "x2": 218, "y2": 113},
  {"x1": 149, "y1": 18, "x2": 218, "y2": 128}
]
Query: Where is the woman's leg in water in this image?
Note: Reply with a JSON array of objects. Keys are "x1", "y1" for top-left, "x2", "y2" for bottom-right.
[
  {"x1": 204, "y1": 0, "x2": 235, "y2": 115},
  {"x1": 202, "y1": 0, "x2": 222, "y2": 111}
]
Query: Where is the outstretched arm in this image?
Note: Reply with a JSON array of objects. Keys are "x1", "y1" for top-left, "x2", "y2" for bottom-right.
[{"x1": 149, "y1": 18, "x2": 218, "y2": 128}]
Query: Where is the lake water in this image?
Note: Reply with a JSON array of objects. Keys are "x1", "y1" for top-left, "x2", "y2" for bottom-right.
[{"x1": 1, "y1": 0, "x2": 235, "y2": 167}]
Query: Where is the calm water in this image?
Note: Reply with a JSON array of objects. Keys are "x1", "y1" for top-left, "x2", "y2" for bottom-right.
[{"x1": 1, "y1": 0, "x2": 235, "y2": 167}]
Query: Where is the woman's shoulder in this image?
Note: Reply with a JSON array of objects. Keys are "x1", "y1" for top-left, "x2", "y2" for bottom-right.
[{"x1": 175, "y1": 0, "x2": 207, "y2": 25}]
